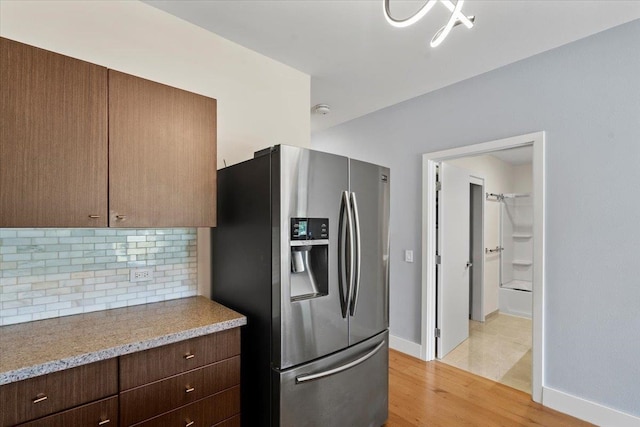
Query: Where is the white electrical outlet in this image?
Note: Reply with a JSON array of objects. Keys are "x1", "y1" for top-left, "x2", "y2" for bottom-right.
[
  {"x1": 130, "y1": 268, "x2": 154, "y2": 282},
  {"x1": 404, "y1": 250, "x2": 414, "y2": 263}
]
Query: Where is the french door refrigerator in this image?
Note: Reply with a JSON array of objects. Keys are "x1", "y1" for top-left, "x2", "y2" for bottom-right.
[{"x1": 212, "y1": 145, "x2": 390, "y2": 427}]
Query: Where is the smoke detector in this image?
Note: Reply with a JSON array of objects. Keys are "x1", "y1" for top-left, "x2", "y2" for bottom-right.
[{"x1": 311, "y1": 104, "x2": 331, "y2": 115}]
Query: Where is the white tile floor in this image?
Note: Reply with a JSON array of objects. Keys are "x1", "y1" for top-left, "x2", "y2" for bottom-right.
[{"x1": 439, "y1": 313, "x2": 532, "y2": 393}]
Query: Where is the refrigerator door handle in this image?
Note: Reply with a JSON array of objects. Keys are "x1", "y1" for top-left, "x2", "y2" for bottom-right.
[
  {"x1": 294, "y1": 341, "x2": 385, "y2": 384},
  {"x1": 349, "y1": 191, "x2": 362, "y2": 316},
  {"x1": 338, "y1": 190, "x2": 355, "y2": 318}
]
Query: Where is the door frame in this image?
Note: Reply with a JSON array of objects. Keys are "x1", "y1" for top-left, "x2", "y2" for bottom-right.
[{"x1": 420, "y1": 131, "x2": 545, "y2": 403}]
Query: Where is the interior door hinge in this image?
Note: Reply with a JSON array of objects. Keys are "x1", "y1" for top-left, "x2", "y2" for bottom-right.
[
  {"x1": 435, "y1": 181, "x2": 442, "y2": 191},
  {"x1": 435, "y1": 254, "x2": 441, "y2": 264},
  {"x1": 435, "y1": 328, "x2": 441, "y2": 338}
]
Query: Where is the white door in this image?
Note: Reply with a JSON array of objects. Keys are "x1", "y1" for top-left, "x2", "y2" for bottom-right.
[{"x1": 437, "y1": 162, "x2": 471, "y2": 358}]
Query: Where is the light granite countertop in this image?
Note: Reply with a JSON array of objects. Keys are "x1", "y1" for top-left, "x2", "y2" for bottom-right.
[{"x1": 0, "y1": 296, "x2": 246, "y2": 385}]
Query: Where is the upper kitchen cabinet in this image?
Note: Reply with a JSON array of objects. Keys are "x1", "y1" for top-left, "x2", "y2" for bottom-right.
[
  {"x1": 0, "y1": 37, "x2": 108, "y2": 227},
  {"x1": 108, "y1": 70, "x2": 217, "y2": 227}
]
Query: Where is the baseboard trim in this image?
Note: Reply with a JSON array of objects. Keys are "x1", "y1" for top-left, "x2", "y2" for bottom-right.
[
  {"x1": 543, "y1": 386, "x2": 639, "y2": 426},
  {"x1": 389, "y1": 334, "x2": 422, "y2": 359}
]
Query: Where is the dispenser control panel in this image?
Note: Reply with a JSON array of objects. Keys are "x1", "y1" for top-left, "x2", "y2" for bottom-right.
[{"x1": 291, "y1": 218, "x2": 328, "y2": 240}]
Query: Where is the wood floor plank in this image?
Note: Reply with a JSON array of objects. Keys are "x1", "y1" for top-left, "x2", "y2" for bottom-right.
[{"x1": 386, "y1": 350, "x2": 593, "y2": 427}]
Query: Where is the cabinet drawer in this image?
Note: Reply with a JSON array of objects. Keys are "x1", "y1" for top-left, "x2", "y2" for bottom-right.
[
  {"x1": 131, "y1": 386, "x2": 239, "y2": 427},
  {"x1": 120, "y1": 329, "x2": 240, "y2": 391},
  {"x1": 120, "y1": 356, "x2": 240, "y2": 426},
  {"x1": 17, "y1": 396, "x2": 118, "y2": 427},
  {"x1": 0, "y1": 358, "x2": 118, "y2": 427}
]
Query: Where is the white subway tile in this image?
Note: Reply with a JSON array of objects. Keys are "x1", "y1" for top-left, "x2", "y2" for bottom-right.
[
  {"x1": 2, "y1": 308, "x2": 18, "y2": 317},
  {"x1": 46, "y1": 287, "x2": 71, "y2": 296},
  {"x1": 33, "y1": 237, "x2": 59, "y2": 245},
  {"x1": 18, "y1": 228, "x2": 44, "y2": 237},
  {"x1": 46, "y1": 301, "x2": 73, "y2": 311},
  {"x1": 3, "y1": 299, "x2": 31, "y2": 309},
  {"x1": 71, "y1": 271, "x2": 95, "y2": 279},
  {"x1": 0, "y1": 292, "x2": 18, "y2": 302},
  {"x1": 32, "y1": 282, "x2": 59, "y2": 291},
  {"x1": 19, "y1": 305, "x2": 48, "y2": 315},
  {"x1": 45, "y1": 273, "x2": 71, "y2": 281},
  {"x1": 45, "y1": 229, "x2": 72, "y2": 237},
  {"x1": 58, "y1": 307, "x2": 84, "y2": 317},
  {"x1": 32, "y1": 310, "x2": 61, "y2": 321},
  {"x1": 95, "y1": 295, "x2": 118, "y2": 304},
  {"x1": 3, "y1": 253, "x2": 32, "y2": 262},
  {"x1": 59, "y1": 237, "x2": 83, "y2": 244},
  {"x1": 33, "y1": 295, "x2": 59, "y2": 305},
  {"x1": 0, "y1": 277, "x2": 18, "y2": 286},
  {"x1": 0, "y1": 246, "x2": 17, "y2": 255},
  {"x1": 2, "y1": 314, "x2": 34, "y2": 325},
  {"x1": 60, "y1": 293, "x2": 84, "y2": 302},
  {"x1": 60, "y1": 279, "x2": 83, "y2": 288}
]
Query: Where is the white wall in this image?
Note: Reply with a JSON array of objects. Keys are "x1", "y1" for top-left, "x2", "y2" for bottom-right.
[
  {"x1": 512, "y1": 164, "x2": 533, "y2": 194},
  {"x1": 312, "y1": 20, "x2": 640, "y2": 417},
  {"x1": 446, "y1": 155, "x2": 520, "y2": 316},
  {"x1": 0, "y1": 0, "x2": 310, "y2": 167}
]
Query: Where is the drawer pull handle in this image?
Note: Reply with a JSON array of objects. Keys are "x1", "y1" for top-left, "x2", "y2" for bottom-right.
[
  {"x1": 185, "y1": 420, "x2": 195, "y2": 427},
  {"x1": 115, "y1": 215, "x2": 127, "y2": 220},
  {"x1": 184, "y1": 353, "x2": 195, "y2": 360},
  {"x1": 185, "y1": 386, "x2": 195, "y2": 393},
  {"x1": 33, "y1": 394, "x2": 48, "y2": 404},
  {"x1": 88, "y1": 215, "x2": 101, "y2": 219},
  {"x1": 98, "y1": 420, "x2": 111, "y2": 426}
]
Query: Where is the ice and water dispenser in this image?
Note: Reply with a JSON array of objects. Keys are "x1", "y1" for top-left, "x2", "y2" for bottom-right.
[{"x1": 290, "y1": 218, "x2": 329, "y2": 301}]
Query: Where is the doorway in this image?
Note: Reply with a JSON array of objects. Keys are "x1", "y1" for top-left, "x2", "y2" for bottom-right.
[{"x1": 420, "y1": 131, "x2": 545, "y2": 402}]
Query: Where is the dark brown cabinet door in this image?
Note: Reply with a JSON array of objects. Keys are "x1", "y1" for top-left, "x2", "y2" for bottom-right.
[
  {"x1": 0, "y1": 37, "x2": 108, "y2": 227},
  {"x1": 108, "y1": 70, "x2": 217, "y2": 227},
  {"x1": 0, "y1": 358, "x2": 117, "y2": 426},
  {"x1": 119, "y1": 328, "x2": 240, "y2": 391}
]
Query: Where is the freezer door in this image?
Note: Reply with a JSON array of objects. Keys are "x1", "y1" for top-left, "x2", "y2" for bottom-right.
[
  {"x1": 348, "y1": 159, "x2": 390, "y2": 345},
  {"x1": 277, "y1": 146, "x2": 350, "y2": 369},
  {"x1": 275, "y1": 330, "x2": 388, "y2": 427}
]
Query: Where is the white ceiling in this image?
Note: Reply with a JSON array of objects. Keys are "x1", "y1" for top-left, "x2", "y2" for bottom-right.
[{"x1": 145, "y1": 1, "x2": 640, "y2": 133}]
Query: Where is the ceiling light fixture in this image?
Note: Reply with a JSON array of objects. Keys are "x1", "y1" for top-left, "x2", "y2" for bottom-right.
[{"x1": 383, "y1": 0, "x2": 475, "y2": 47}]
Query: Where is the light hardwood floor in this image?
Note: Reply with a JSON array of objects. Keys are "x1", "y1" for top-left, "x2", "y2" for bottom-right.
[{"x1": 386, "y1": 350, "x2": 593, "y2": 426}]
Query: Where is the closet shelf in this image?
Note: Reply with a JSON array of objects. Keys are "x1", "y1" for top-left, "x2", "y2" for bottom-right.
[
  {"x1": 512, "y1": 260, "x2": 533, "y2": 266},
  {"x1": 512, "y1": 233, "x2": 532, "y2": 238}
]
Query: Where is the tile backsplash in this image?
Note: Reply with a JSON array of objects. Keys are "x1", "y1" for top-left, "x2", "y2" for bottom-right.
[{"x1": 0, "y1": 228, "x2": 197, "y2": 326}]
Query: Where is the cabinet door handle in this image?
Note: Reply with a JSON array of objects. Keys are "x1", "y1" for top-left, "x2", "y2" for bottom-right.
[
  {"x1": 184, "y1": 353, "x2": 195, "y2": 360},
  {"x1": 115, "y1": 215, "x2": 127, "y2": 220},
  {"x1": 98, "y1": 420, "x2": 111, "y2": 426},
  {"x1": 88, "y1": 215, "x2": 101, "y2": 219},
  {"x1": 185, "y1": 420, "x2": 195, "y2": 427},
  {"x1": 185, "y1": 386, "x2": 195, "y2": 393},
  {"x1": 33, "y1": 394, "x2": 48, "y2": 404}
]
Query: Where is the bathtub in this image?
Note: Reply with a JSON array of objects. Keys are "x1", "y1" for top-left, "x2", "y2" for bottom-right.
[{"x1": 499, "y1": 281, "x2": 532, "y2": 318}]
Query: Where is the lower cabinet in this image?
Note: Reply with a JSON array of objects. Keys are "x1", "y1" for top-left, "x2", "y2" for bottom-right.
[
  {"x1": 0, "y1": 359, "x2": 117, "y2": 427},
  {"x1": 17, "y1": 397, "x2": 118, "y2": 427},
  {"x1": 130, "y1": 386, "x2": 240, "y2": 427},
  {"x1": 120, "y1": 356, "x2": 240, "y2": 426},
  {"x1": 119, "y1": 328, "x2": 241, "y2": 426},
  {"x1": 0, "y1": 328, "x2": 241, "y2": 427}
]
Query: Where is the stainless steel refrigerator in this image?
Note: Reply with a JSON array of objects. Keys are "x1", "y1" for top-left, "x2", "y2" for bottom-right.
[{"x1": 212, "y1": 145, "x2": 390, "y2": 426}]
